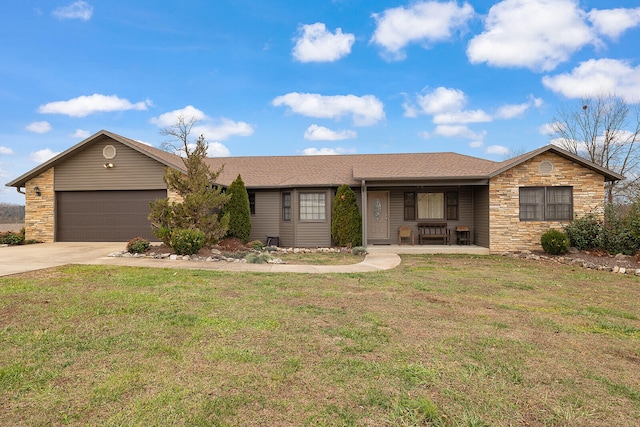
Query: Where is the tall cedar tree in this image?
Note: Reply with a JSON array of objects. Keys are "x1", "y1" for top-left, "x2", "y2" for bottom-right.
[
  {"x1": 331, "y1": 184, "x2": 362, "y2": 247},
  {"x1": 222, "y1": 174, "x2": 252, "y2": 243},
  {"x1": 149, "y1": 126, "x2": 230, "y2": 246}
]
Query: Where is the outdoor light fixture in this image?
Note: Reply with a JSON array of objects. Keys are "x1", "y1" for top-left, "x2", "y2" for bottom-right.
[
  {"x1": 34, "y1": 186, "x2": 41, "y2": 196},
  {"x1": 103, "y1": 162, "x2": 114, "y2": 169}
]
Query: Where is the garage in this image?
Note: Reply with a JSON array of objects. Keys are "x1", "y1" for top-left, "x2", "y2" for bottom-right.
[{"x1": 56, "y1": 190, "x2": 166, "y2": 242}]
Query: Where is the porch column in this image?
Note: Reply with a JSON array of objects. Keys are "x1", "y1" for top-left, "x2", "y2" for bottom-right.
[{"x1": 361, "y1": 180, "x2": 367, "y2": 246}]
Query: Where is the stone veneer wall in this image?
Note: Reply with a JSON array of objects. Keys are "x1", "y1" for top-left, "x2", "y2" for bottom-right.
[
  {"x1": 25, "y1": 168, "x2": 55, "y2": 243},
  {"x1": 489, "y1": 152, "x2": 605, "y2": 253}
]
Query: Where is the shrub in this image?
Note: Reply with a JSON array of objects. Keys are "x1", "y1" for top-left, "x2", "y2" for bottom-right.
[
  {"x1": 245, "y1": 253, "x2": 272, "y2": 264},
  {"x1": 351, "y1": 246, "x2": 367, "y2": 256},
  {"x1": 249, "y1": 240, "x2": 264, "y2": 251},
  {"x1": 0, "y1": 229, "x2": 25, "y2": 245},
  {"x1": 331, "y1": 184, "x2": 362, "y2": 247},
  {"x1": 540, "y1": 229, "x2": 570, "y2": 255},
  {"x1": 564, "y1": 214, "x2": 601, "y2": 250},
  {"x1": 222, "y1": 174, "x2": 252, "y2": 243},
  {"x1": 126, "y1": 237, "x2": 150, "y2": 253},
  {"x1": 599, "y1": 204, "x2": 639, "y2": 255},
  {"x1": 170, "y1": 229, "x2": 206, "y2": 255}
]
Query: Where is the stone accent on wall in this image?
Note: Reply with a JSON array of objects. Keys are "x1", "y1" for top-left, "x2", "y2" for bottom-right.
[
  {"x1": 25, "y1": 168, "x2": 55, "y2": 243},
  {"x1": 489, "y1": 152, "x2": 605, "y2": 253}
]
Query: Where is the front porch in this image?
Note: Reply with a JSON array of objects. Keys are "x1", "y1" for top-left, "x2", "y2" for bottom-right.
[{"x1": 366, "y1": 244, "x2": 490, "y2": 255}]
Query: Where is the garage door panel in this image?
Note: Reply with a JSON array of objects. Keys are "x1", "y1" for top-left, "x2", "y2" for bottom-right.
[{"x1": 57, "y1": 190, "x2": 166, "y2": 242}]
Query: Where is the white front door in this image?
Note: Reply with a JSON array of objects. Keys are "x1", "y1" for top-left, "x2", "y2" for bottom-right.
[{"x1": 367, "y1": 191, "x2": 389, "y2": 240}]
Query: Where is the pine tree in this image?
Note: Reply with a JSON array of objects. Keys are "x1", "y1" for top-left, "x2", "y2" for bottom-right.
[
  {"x1": 149, "y1": 117, "x2": 230, "y2": 246},
  {"x1": 222, "y1": 174, "x2": 252, "y2": 243},
  {"x1": 331, "y1": 184, "x2": 362, "y2": 247}
]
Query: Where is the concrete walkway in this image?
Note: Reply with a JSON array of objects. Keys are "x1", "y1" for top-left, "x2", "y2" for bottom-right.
[{"x1": 0, "y1": 242, "x2": 401, "y2": 276}]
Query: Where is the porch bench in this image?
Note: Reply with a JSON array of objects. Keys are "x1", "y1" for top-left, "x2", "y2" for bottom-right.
[{"x1": 417, "y1": 222, "x2": 450, "y2": 245}]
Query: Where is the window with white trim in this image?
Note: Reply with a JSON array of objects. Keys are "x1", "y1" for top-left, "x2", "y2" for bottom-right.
[{"x1": 299, "y1": 193, "x2": 326, "y2": 221}]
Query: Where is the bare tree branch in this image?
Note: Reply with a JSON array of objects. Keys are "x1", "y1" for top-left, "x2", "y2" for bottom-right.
[{"x1": 551, "y1": 94, "x2": 640, "y2": 203}]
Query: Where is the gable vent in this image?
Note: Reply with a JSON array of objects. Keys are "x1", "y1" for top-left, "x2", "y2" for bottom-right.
[
  {"x1": 539, "y1": 160, "x2": 553, "y2": 175},
  {"x1": 103, "y1": 145, "x2": 117, "y2": 159}
]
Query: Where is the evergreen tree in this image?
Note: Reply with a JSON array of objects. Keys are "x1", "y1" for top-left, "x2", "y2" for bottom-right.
[
  {"x1": 149, "y1": 116, "x2": 230, "y2": 246},
  {"x1": 222, "y1": 174, "x2": 252, "y2": 243},
  {"x1": 331, "y1": 184, "x2": 362, "y2": 247}
]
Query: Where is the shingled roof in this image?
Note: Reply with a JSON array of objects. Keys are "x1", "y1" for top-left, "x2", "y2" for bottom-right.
[{"x1": 6, "y1": 129, "x2": 623, "y2": 189}]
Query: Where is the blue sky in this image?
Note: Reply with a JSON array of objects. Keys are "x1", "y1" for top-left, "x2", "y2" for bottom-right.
[{"x1": 2, "y1": 0, "x2": 640, "y2": 204}]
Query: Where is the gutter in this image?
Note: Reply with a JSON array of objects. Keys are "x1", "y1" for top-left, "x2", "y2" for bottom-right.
[{"x1": 16, "y1": 187, "x2": 25, "y2": 195}]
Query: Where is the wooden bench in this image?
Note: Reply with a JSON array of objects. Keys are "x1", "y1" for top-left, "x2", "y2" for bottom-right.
[{"x1": 417, "y1": 222, "x2": 450, "y2": 245}]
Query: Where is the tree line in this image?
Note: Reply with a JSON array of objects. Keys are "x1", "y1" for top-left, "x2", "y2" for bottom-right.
[{"x1": 0, "y1": 203, "x2": 25, "y2": 224}]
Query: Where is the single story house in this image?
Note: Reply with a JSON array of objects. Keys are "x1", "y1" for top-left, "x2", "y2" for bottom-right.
[{"x1": 6, "y1": 130, "x2": 622, "y2": 253}]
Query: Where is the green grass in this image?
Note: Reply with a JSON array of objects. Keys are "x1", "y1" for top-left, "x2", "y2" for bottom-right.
[{"x1": 0, "y1": 255, "x2": 639, "y2": 426}]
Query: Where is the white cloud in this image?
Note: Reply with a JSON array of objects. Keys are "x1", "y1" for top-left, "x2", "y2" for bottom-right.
[
  {"x1": 539, "y1": 122, "x2": 557, "y2": 135},
  {"x1": 486, "y1": 145, "x2": 510, "y2": 156},
  {"x1": 293, "y1": 23, "x2": 355, "y2": 62},
  {"x1": 30, "y1": 148, "x2": 60, "y2": 163},
  {"x1": 435, "y1": 125, "x2": 486, "y2": 140},
  {"x1": 588, "y1": 7, "x2": 640, "y2": 40},
  {"x1": 53, "y1": 1, "x2": 93, "y2": 21},
  {"x1": 302, "y1": 147, "x2": 356, "y2": 155},
  {"x1": 495, "y1": 103, "x2": 530, "y2": 119},
  {"x1": 469, "y1": 141, "x2": 484, "y2": 148},
  {"x1": 207, "y1": 142, "x2": 231, "y2": 157},
  {"x1": 71, "y1": 129, "x2": 91, "y2": 138},
  {"x1": 467, "y1": 0, "x2": 595, "y2": 72},
  {"x1": 25, "y1": 121, "x2": 52, "y2": 134},
  {"x1": 371, "y1": 1, "x2": 474, "y2": 60},
  {"x1": 272, "y1": 92, "x2": 385, "y2": 126},
  {"x1": 0, "y1": 146, "x2": 14, "y2": 155},
  {"x1": 433, "y1": 110, "x2": 492, "y2": 124},
  {"x1": 192, "y1": 119, "x2": 254, "y2": 141},
  {"x1": 151, "y1": 106, "x2": 254, "y2": 141},
  {"x1": 38, "y1": 94, "x2": 151, "y2": 117},
  {"x1": 542, "y1": 58, "x2": 640, "y2": 102},
  {"x1": 150, "y1": 105, "x2": 207, "y2": 127},
  {"x1": 304, "y1": 124, "x2": 356, "y2": 141},
  {"x1": 417, "y1": 87, "x2": 467, "y2": 115}
]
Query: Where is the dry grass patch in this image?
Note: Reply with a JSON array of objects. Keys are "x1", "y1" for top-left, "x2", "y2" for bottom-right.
[{"x1": 1, "y1": 255, "x2": 639, "y2": 426}]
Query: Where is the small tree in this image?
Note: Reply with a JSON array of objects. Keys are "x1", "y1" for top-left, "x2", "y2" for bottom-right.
[
  {"x1": 222, "y1": 174, "x2": 252, "y2": 243},
  {"x1": 331, "y1": 184, "x2": 362, "y2": 247},
  {"x1": 551, "y1": 94, "x2": 640, "y2": 202},
  {"x1": 149, "y1": 116, "x2": 230, "y2": 247}
]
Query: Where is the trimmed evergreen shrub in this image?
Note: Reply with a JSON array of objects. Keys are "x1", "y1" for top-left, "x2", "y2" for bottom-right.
[
  {"x1": 170, "y1": 229, "x2": 206, "y2": 255},
  {"x1": 540, "y1": 229, "x2": 570, "y2": 255},
  {"x1": 222, "y1": 174, "x2": 252, "y2": 243},
  {"x1": 126, "y1": 237, "x2": 150, "y2": 253},
  {"x1": 564, "y1": 214, "x2": 602, "y2": 250},
  {"x1": 331, "y1": 184, "x2": 362, "y2": 247}
]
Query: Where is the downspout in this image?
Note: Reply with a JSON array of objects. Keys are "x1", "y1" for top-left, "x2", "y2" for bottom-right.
[
  {"x1": 17, "y1": 187, "x2": 26, "y2": 195},
  {"x1": 361, "y1": 180, "x2": 367, "y2": 247}
]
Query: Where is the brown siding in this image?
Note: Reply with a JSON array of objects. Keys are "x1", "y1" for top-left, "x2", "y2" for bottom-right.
[
  {"x1": 295, "y1": 189, "x2": 332, "y2": 247},
  {"x1": 249, "y1": 191, "x2": 280, "y2": 244},
  {"x1": 55, "y1": 136, "x2": 167, "y2": 191},
  {"x1": 384, "y1": 187, "x2": 477, "y2": 245},
  {"x1": 473, "y1": 186, "x2": 490, "y2": 248},
  {"x1": 489, "y1": 152, "x2": 605, "y2": 253}
]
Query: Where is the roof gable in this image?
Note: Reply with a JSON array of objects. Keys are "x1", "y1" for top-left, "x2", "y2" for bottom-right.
[{"x1": 489, "y1": 144, "x2": 623, "y2": 182}]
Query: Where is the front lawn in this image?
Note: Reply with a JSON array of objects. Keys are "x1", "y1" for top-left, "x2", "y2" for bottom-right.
[{"x1": 1, "y1": 255, "x2": 638, "y2": 426}]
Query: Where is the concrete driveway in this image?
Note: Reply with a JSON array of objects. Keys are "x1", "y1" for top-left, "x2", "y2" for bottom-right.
[
  {"x1": 0, "y1": 242, "x2": 125, "y2": 276},
  {"x1": 0, "y1": 242, "x2": 401, "y2": 276}
]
